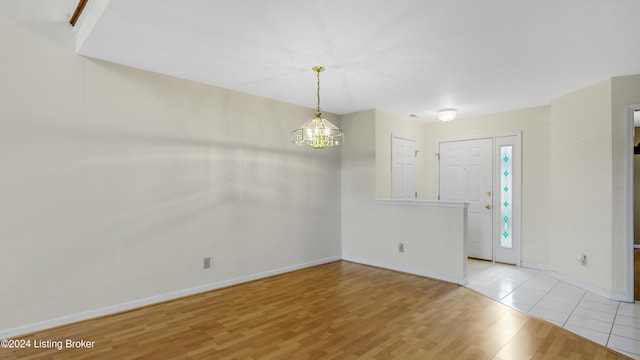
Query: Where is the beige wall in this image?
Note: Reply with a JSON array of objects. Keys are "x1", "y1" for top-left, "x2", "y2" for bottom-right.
[
  {"x1": 350, "y1": 81, "x2": 637, "y2": 297},
  {"x1": 428, "y1": 107, "x2": 552, "y2": 269},
  {"x1": 366, "y1": 80, "x2": 639, "y2": 298},
  {"x1": 549, "y1": 79, "x2": 613, "y2": 292},
  {"x1": 373, "y1": 107, "x2": 552, "y2": 267},
  {"x1": 340, "y1": 110, "x2": 376, "y2": 256},
  {"x1": 1, "y1": 16, "x2": 341, "y2": 332},
  {"x1": 4, "y1": 2, "x2": 640, "y2": 335},
  {"x1": 341, "y1": 111, "x2": 467, "y2": 283},
  {"x1": 374, "y1": 110, "x2": 430, "y2": 199},
  {"x1": 545, "y1": 75, "x2": 640, "y2": 298},
  {"x1": 611, "y1": 75, "x2": 640, "y2": 295}
]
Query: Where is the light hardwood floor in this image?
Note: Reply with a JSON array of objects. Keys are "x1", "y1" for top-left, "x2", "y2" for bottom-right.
[{"x1": 1, "y1": 261, "x2": 631, "y2": 359}]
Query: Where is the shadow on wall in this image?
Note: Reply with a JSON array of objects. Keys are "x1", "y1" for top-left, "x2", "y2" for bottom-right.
[{"x1": 2, "y1": 120, "x2": 341, "y2": 265}]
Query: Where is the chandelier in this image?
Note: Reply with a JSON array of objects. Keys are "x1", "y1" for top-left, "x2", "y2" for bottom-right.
[{"x1": 291, "y1": 66, "x2": 344, "y2": 148}]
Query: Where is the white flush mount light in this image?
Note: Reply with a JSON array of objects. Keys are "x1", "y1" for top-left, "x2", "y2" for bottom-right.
[{"x1": 437, "y1": 108, "x2": 457, "y2": 122}]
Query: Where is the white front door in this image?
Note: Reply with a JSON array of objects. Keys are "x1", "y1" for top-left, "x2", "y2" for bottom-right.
[
  {"x1": 392, "y1": 136, "x2": 417, "y2": 200},
  {"x1": 439, "y1": 138, "x2": 493, "y2": 260}
]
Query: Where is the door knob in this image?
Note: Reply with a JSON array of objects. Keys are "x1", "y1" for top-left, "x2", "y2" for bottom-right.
[
  {"x1": 485, "y1": 204, "x2": 492, "y2": 210},
  {"x1": 486, "y1": 191, "x2": 492, "y2": 196}
]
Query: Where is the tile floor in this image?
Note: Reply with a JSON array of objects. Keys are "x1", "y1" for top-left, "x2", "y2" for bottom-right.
[{"x1": 466, "y1": 260, "x2": 640, "y2": 359}]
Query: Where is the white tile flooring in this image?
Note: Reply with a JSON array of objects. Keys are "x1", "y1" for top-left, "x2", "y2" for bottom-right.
[{"x1": 466, "y1": 260, "x2": 640, "y2": 359}]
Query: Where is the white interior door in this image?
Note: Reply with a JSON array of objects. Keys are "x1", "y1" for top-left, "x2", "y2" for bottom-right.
[
  {"x1": 439, "y1": 138, "x2": 493, "y2": 260},
  {"x1": 392, "y1": 136, "x2": 416, "y2": 200}
]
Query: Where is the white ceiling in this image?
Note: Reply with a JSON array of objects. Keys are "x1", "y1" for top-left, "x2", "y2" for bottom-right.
[
  {"x1": 74, "y1": 0, "x2": 640, "y2": 120},
  {"x1": 0, "y1": 0, "x2": 78, "y2": 24}
]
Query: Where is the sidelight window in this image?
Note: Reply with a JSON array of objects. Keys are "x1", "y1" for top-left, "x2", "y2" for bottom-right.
[{"x1": 500, "y1": 146, "x2": 513, "y2": 249}]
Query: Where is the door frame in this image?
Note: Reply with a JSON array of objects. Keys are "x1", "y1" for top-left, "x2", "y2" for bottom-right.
[
  {"x1": 436, "y1": 132, "x2": 522, "y2": 265},
  {"x1": 626, "y1": 105, "x2": 640, "y2": 302}
]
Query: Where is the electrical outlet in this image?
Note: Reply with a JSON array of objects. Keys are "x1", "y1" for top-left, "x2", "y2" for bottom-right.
[
  {"x1": 203, "y1": 257, "x2": 211, "y2": 269},
  {"x1": 576, "y1": 253, "x2": 586, "y2": 265},
  {"x1": 398, "y1": 242, "x2": 405, "y2": 253}
]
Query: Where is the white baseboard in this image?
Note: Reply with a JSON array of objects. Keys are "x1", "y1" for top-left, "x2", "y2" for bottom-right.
[
  {"x1": 342, "y1": 255, "x2": 466, "y2": 285},
  {"x1": 548, "y1": 271, "x2": 633, "y2": 302},
  {"x1": 521, "y1": 262, "x2": 551, "y2": 271},
  {"x1": 0, "y1": 256, "x2": 341, "y2": 339},
  {"x1": 522, "y1": 263, "x2": 633, "y2": 302},
  {"x1": 611, "y1": 291, "x2": 633, "y2": 303}
]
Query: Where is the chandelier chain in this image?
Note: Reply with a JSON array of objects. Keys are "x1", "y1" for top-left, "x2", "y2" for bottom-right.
[{"x1": 316, "y1": 69, "x2": 321, "y2": 113}]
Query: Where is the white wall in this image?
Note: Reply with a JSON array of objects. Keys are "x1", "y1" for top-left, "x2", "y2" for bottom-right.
[
  {"x1": 0, "y1": 13, "x2": 341, "y2": 333},
  {"x1": 374, "y1": 110, "x2": 429, "y2": 200},
  {"x1": 340, "y1": 110, "x2": 376, "y2": 253},
  {"x1": 611, "y1": 75, "x2": 640, "y2": 296},
  {"x1": 427, "y1": 107, "x2": 552, "y2": 268},
  {"x1": 373, "y1": 107, "x2": 552, "y2": 268},
  {"x1": 342, "y1": 110, "x2": 467, "y2": 284},
  {"x1": 4, "y1": 2, "x2": 639, "y2": 336},
  {"x1": 343, "y1": 200, "x2": 468, "y2": 284},
  {"x1": 549, "y1": 79, "x2": 613, "y2": 292},
  {"x1": 371, "y1": 80, "x2": 638, "y2": 298},
  {"x1": 346, "y1": 82, "x2": 637, "y2": 297},
  {"x1": 546, "y1": 76, "x2": 640, "y2": 299}
]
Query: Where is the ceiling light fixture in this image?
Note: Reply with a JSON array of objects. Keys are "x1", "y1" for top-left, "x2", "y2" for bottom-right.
[
  {"x1": 291, "y1": 66, "x2": 344, "y2": 149},
  {"x1": 437, "y1": 108, "x2": 457, "y2": 122}
]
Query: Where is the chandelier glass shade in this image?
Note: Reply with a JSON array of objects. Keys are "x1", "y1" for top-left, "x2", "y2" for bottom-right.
[{"x1": 291, "y1": 66, "x2": 344, "y2": 149}]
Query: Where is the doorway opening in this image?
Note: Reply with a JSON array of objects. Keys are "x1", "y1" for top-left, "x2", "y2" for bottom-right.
[
  {"x1": 437, "y1": 134, "x2": 522, "y2": 266},
  {"x1": 629, "y1": 107, "x2": 640, "y2": 301}
]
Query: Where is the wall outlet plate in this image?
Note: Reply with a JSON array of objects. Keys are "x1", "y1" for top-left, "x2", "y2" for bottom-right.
[
  {"x1": 399, "y1": 243, "x2": 405, "y2": 253},
  {"x1": 203, "y1": 257, "x2": 211, "y2": 269}
]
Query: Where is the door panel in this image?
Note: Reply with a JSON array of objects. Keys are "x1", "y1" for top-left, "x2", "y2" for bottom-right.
[
  {"x1": 440, "y1": 139, "x2": 493, "y2": 260},
  {"x1": 392, "y1": 136, "x2": 416, "y2": 200}
]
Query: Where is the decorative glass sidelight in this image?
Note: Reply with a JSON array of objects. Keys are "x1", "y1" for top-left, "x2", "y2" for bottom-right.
[{"x1": 500, "y1": 146, "x2": 513, "y2": 249}]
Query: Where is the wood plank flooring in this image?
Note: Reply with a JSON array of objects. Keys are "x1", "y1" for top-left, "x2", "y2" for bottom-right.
[{"x1": 1, "y1": 261, "x2": 631, "y2": 359}]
